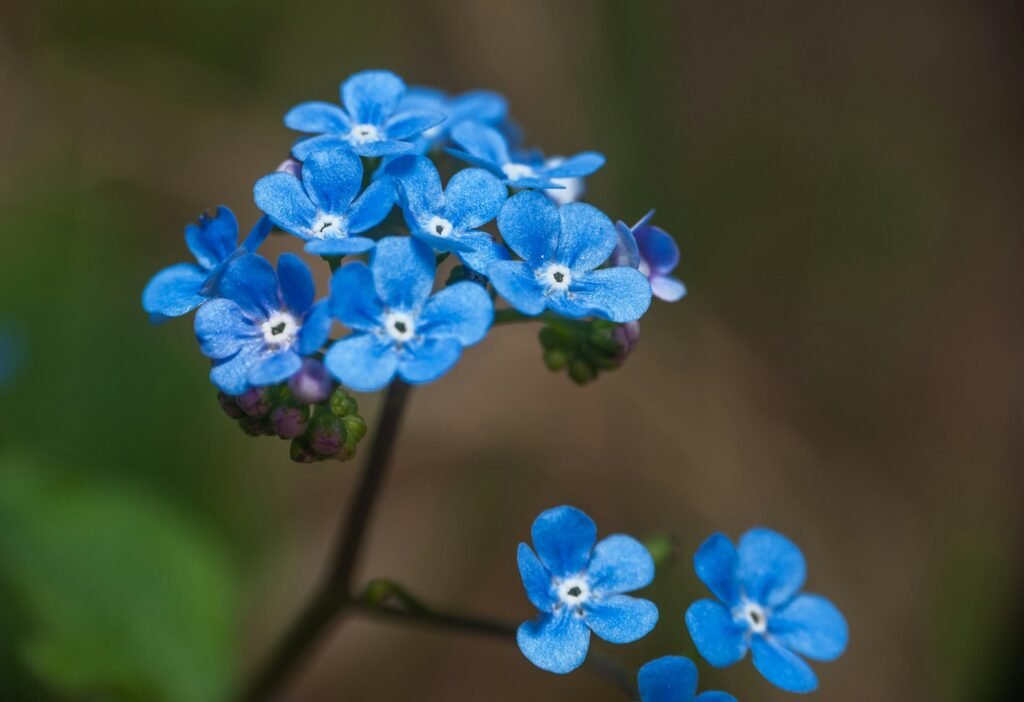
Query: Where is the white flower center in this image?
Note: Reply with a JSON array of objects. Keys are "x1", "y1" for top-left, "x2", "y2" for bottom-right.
[
  {"x1": 425, "y1": 215, "x2": 453, "y2": 238},
  {"x1": 540, "y1": 264, "x2": 572, "y2": 292},
  {"x1": 556, "y1": 577, "x2": 590, "y2": 607},
  {"x1": 502, "y1": 162, "x2": 536, "y2": 182},
  {"x1": 737, "y1": 600, "x2": 769, "y2": 634},
  {"x1": 349, "y1": 123, "x2": 381, "y2": 144},
  {"x1": 383, "y1": 311, "x2": 416, "y2": 343},
  {"x1": 311, "y1": 213, "x2": 347, "y2": 239},
  {"x1": 261, "y1": 311, "x2": 300, "y2": 347}
]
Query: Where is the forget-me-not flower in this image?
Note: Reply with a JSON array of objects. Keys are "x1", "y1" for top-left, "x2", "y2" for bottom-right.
[
  {"x1": 324, "y1": 237, "x2": 493, "y2": 392},
  {"x1": 448, "y1": 121, "x2": 604, "y2": 190},
  {"x1": 285, "y1": 70, "x2": 444, "y2": 159},
  {"x1": 142, "y1": 207, "x2": 271, "y2": 321},
  {"x1": 685, "y1": 528, "x2": 848, "y2": 694},
  {"x1": 195, "y1": 253, "x2": 331, "y2": 395},
  {"x1": 397, "y1": 86, "x2": 508, "y2": 151},
  {"x1": 542, "y1": 156, "x2": 586, "y2": 206},
  {"x1": 614, "y1": 211, "x2": 687, "y2": 302},
  {"x1": 254, "y1": 145, "x2": 394, "y2": 256},
  {"x1": 488, "y1": 191, "x2": 652, "y2": 322},
  {"x1": 386, "y1": 155, "x2": 508, "y2": 272},
  {"x1": 517, "y1": 505, "x2": 658, "y2": 674},
  {"x1": 638, "y1": 656, "x2": 737, "y2": 702}
]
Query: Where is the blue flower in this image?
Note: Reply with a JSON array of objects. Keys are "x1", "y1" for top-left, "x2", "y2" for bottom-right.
[
  {"x1": 142, "y1": 207, "x2": 270, "y2": 322},
  {"x1": 541, "y1": 156, "x2": 586, "y2": 206},
  {"x1": 254, "y1": 146, "x2": 394, "y2": 256},
  {"x1": 285, "y1": 70, "x2": 445, "y2": 159},
  {"x1": 448, "y1": 121, "x2": 604, "y2": 190},
  {"x1": 516, "y1": 505, "x2": 658, "y2": 674},
  {"x1": 614, "y1": 210, "x2": 687, "y2": 302},
  {"x1": 638, "y1": 656, "x2": 737, "y2": 702},
  {"x1": 324, "y1": 237, "x2": 493, "y2": 392},
  {"x1": 385, "y1": 155, "x2": 508, "y2": 272},
  {"x1": 195, "y1": 253, "x2": 331, "y2": 395},
  {"x1": 488, "y1": 192, "x2": 652, "y2": 322},
  {"x1": 397, "y1": 86, "x2": 507, "y2": 151},
  {"x1": 685, "y1": 528, "x2": 848, "y2": 694}
]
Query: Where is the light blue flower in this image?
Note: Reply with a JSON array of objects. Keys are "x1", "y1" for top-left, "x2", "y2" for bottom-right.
[
  {"x1": 614, "y1": 210, "x2": 687, "y2": 302},
  {"x1": 385, "y1": 155, "x2": 508, "y2": 272},
  {"x1": 398, "y1": 86, "x2": 507, "y2": 151},
  {"x1": 488, "y1": 192, "x2": 652, "y2": 322},
  {"x1": 285, "y1": 70, "x2": 445, "y2": 159},
  {"x1": 195, "y1": 253, "x2": 331, "y2": 395},
  {"x1": 448, "y1": 121, "x2": 604, "y2": 190},
  {"x1": 254, "y1": 146, "x2": 394, "y2": 256},
  {"x1": 516, "y1": 505, "x2": 658, "y2": 674},
  {"x1": 324, "y1": 237, "x2": 493, "y2": 392},
  {"x1": 142, "y1": 207, "x2": 270, "y2": 322},
  {"x1": 685, "y1": 528, "x2": 848, "y2": 694},
  {"x1": 638, "y1": 656, "x2": 737, "y2": 702}
]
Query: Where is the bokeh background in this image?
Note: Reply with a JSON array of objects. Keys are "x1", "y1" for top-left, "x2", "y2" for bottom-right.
[{"x1": 1, "y1": 1, "x2": 1021, "y2": 700}]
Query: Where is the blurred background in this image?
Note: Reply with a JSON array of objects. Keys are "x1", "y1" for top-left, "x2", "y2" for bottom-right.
[{"x1": 1, "y1": 1, "x2": 1021, "y2": 700}]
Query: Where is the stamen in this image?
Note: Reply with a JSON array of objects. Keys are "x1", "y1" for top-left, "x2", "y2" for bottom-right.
[
  {"x1": 383, "y1": 311, "x2": 416, "y2": 343},
  {"x1": 540, "y1": 264, "x2": 572, "y2": 293},
  {"x1": 261, "y1": 311, "x2": 300, "y2": 347}
]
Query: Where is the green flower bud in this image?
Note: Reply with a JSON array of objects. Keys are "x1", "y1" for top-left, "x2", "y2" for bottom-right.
[{"x1": 329, "y1": 387, "x2": 360, "y2": 417}]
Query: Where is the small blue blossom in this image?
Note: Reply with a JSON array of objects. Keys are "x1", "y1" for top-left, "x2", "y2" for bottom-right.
[
  {"x1": 195, "y1": 253, "x2": 331, "y2": 395},
  {"x1": 285, "y1": 70, "x2": 445, "y2": 159},
  {"x1": 488, "y1": 191, "x2": 652, "y2": 322},
  {"x1": 385, "y1": 155, "x2": 508, "y2": 272},
  {"x1": 142, "y1": 207, "x2": 271, "y2": 322},
  {"x1": 516, "y1": 505, "x2": 658, "y2": 674},
  {"x1": 638, "y1": 656, "x2": 737, "y2": 702},
  {"x1": 614, "y1": 211, "x2": 687, "y2": 302},
  {"x1": 324, "y1": 237, "x2": 493, "y2": 392},
  {"x1": 685, "y1": 528, "x2": 848, "y2": 694},
  {"x1": 448, "y1": 121, "x2": 604, "y2": 190},
  {"x1": 254, "y1": 146, "x2": 394, "y2": 256},
  {"x1": 542, "y1": 155, "x2": 586, "y2": 205},
  {"x1": 398, "y1": 86, "x2": 508, "y2": 151}
]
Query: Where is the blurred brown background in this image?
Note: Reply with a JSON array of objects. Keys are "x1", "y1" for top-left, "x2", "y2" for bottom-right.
[{"x1": 1, "y1": 1, "x2": 1021, "y2": 701}]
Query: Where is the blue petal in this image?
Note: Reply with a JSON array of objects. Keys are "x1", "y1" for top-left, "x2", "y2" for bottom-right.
[
  {"x1": 342, "y1": 69, "x2": 404, "y2": 125},
  {"x1": 385, "y1": 109, "x2": 445, "y2": 140},
  {"x1": 613, "y1": 221, "x2": 642, "y2": 268},
  {"x1": 583, "y1": 594, "x2": 658, "y2": 644},
  {"x1": 516, "y1": 609, "x2": 590, "y2": 674},
  {"x1": 217, "y1": 254, "x2": 280, "y2": 317},
  {"x1": 540, "y1": 151, "x2": 605, "y2": 178},
  {"x1": 695, "y1": 692, "x2": 737, "y2": 702},
  {"x1": 243, "y1": 215, "x2": 273, "y2": 252},
  {"x1": 651, "y1": 275, "x2": 688, "y2": 302},
  {"x1": 738, "y1": 528, "x2": 807, "y2": 609},
  {"x1": 348, "y1": 177, "x2": 395, "y2": 233},
  {"x1": 297, "y1": 301, "x2": 332, "y2": 356},
  {"x1": 587, "y1": 534, "x2": 655, "y2": 595},
  {"x1": 443, "y1": 147, "x2": 505, "y2": 177},
  {"x1": 194, "y1": 298, "x2": 258, "y2": 360},
  {"x1": 254, "y1": 173, "x2": 317, "y2": 239},
  {"x1": 507, "y1": 175, "x2": 565, "y2": 190},
  {"x1": 370, "y1": 237, "x2": 435, "y2": 310},
  {"x1": 302, "y1": 146, "x2": 362, "y2": 212},
  {"x1": 637, "y1": 655, "x2": 698, "y2": 702},
  {"x1": 750, "y1": 636, "x2": 818, "y2": 693},
  {"x1": 518, "y1": 543, "x2": 557, "y2": 611},
  {"x1": 329, "y1": 262, "x2": 385, "y2": 332},
  {"x1": 450, "y1": 121, "x2": 511, "y2": 166},
  {"x1": 418, "y1": 282, "x2": 493, "y2": 346},
  {"x1": 530, "y1": 505, "x2": 596, "y2": 577},
  {"x1": 770, "y1": 594, "x2": 848, "y2": 662},
  {"x1": 397, "y1": 337, "x2": 462, "y2": 384},
  {"x1": 685, "y1": 600, "x2": 749, "y2": 668},
  {"x1": 278, "y1": 253, "x2": 314, "y2": 315},
  {"x1": 557, "y1": 202, "x2": 616, "y2": 272},
  {"x1": 247, "y1": 350, "x2": 302, "y2": 387},
  {"x1": 458, "y1": 236, "x2": 511, "y2": 274},
  {"x1": 352, "y1": 139, "x2": 416, "y2": 158},
  {"x1": 637, "y1": 225, "x2": 680, "y2": 274},
  {"x1": 304, "y1": 237, "x2": 376, "y2": 256},
  {"x1": 209, "y1": 349, "x2": 259, "y2": 395},
  {"x1": 388, "y1": 155, "x2": 443, "y2": 219},
  {"x1": 184, "y1": 206, "x2": 237, "y2": 270},
  {"x1": 398, "y1": 86, "x2": 446, "y2": 113},
  {"x1": 323, "y1": 333, "x2": 398, "y2": 392},
  {"x1": 496, "y1": 191, "x2": 559, "y2": 265},
  {"x1": 447, "y1": 90, "x2": 507, "y2": 127},
  {"x1": 553, "y1": 268, "x2": 652, "y2": 323},
  {"x1": 443, "y1": 167, "x2": 507, "y2": 231},
  {"x1": 142, "y1": 263, "x2": 206, "y2": 317},
  {"x1": 284, "y1": 101, "x2": 351, "y2": 133},
  {"x1": 291, "y1": 134, "x2": 352, "y2": 161},
  {"x1": 694, "y1": 533, "x2": 741, "y2": 607},
  {"x1": 487, "y1": 261, "x2": 546, "y2": 315}
]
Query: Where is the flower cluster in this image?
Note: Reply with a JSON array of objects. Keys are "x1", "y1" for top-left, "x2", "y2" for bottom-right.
[
  {"x1": 517, "y1": 507, "x2": 848, "y2": 696},
  {"x1": 142, "y1": 68, "x2": 686, "y2": 459}
]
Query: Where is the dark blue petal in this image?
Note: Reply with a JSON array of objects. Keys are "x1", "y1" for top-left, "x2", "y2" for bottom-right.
[
  {"x1": 530, "y1": 505, "x2": 597, "y2": 577},
  {"x1": 348, "y1": 177, "x2": 395, "y2": 234},
  {"x1": 370, "y1": 237, "x2": 435, "y2": 311},
  {"x1": 243, "y1": 215, "x2": 274, "y2": 252},
  {"x1": 388, "y1": 155, "x2": 443, "y2": 219},
  {"x1": 185, "y1": 206, "x2": 238, "y2": 269},
  {"x1": 587, "y1": 534, "x2": 655, "y2": 596},
  {"x1": 254, "y1": 173, "x2": 317, "y2": 240},
  {"x1": 248, "y1": 350, "x2": 302, "y2": 387},
  {"x1": 418, "y1": 282, "x2": 493, "y2": 346},
  {"x1": 738, "y1": 528, "x2": 807, "y2": 609},
  {"x1": 496, "y1": 191, "x2": 559, "y2": 266},
  {"x1": 385, "y1": 109, "x2": 445, "y2": 140},
  {"x1": 450, "y1": 121, "x2": 511, "y2": 166},
  {"x1": 694, "y1": 692, "x2": 737, "y2": 702},
  {"x1": 539, "y1": 151, "x2": 605, "y2": 178},
  {"x1": 516, "y1": 609, "x2": 590, "y2": 674},
  {"x1": 342, "y1": 70, "x2": 405, "y2": 125},
  {"x1": 194, "y1": 298, "x2": 258, "y2": 360},
  {"x1": 750, "y1": 636, "x2": 818, "y2": 693},
  {"x1": 443, "y1": 167, "x2": 507, "y2": 231},
  {"x1": 142, "y1": 263, "x2": 206, "y2": 317},
  {"x1": 217, "y1": 254, "x2": 280, "y2": 317},
  {"x1": 291, "y1": 134, "x2": 352, "y2": 161},
  {"x1": 613, "y1": 221, "x2": 642, "y2": 268},
  {"x1": 302, "y1": 146, "x2": 363, "y2": 212},
  {"x1": 554, "y1": 268, "x2": 652, "y2": 323},
  {"x1": 651, "y1": 275, "x2": 687, "y2": 302},
  {"x1": 329, "y1": 262, "x2": 385, "y2": 332},
  {"x1": 694, "y1": 533, "x2": 741, "y2": 607},
  {"x1": 297, "y1": 301, "x2": 333, "y2": 356},
  {"x1": 637, "y1": 655, "x2": 698, "y2": 702},
  {"x1": 518, "y1": 543, "x2": 557, "y2": 611},
  {"x1": 323, "y1": 333, "x2": 398, "y2": 392},
  {"x1": 557, "y1": 202, "x2": 616, "y2": 272},
  {"x1": 685, "y1": 599, "x2": 749, "y2": 668},
  {"x1": 636, "y1": 225, "x2": 681, "y2": 274},
  {"x1": 458, "y1": 236, "x2": 511, "y2": 274},
  {"x1": 304, "y1": 237, "x2": 376, "y2": 256},
  {"x1": 209, "y1": 349, "x2": 259, "y2": 395},
  {"x1": 284, "y1": 101, "x2": 351, "y2": 133},
  {"x1": 396, "y1": 337, "x2": 462, "y2": 384},
  {"x1": 583, "y1": 594, "x2": 658, "y2": 644},
  {"x1": 770, "y1": 594, "x2": 848, "y2": 662},
  {"x1": 487, "y1": 261, "x2": 546, "y2": 315},
  {"x1": 278, "y1": 253, "x2": 315, "y2": 315}
]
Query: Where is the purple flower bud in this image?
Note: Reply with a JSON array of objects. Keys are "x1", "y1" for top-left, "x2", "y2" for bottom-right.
[
  {"x1": 288, "y1": 359, "x2": 334, "y2": 405},
  {"x1": 612, "y1": 321, "x2": 641, "y2": 363},
  {"x1": 271, "y1": 405, "x2": 309, "y2": 439},
  {"x1": 308, "y1": 413, "x2": 347, "y2": 457},
  {"x1": 277, "y1": 158, "x2": 303, "y2": 179},
  {"x1": 217, "y1": 392, "x2": 245, "y2": 419},
  {"x1": 235, "y1": 387, "x2": 275, "y2": 418}
]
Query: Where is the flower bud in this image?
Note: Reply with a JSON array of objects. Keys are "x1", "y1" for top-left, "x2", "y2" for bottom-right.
[
  {"x1": 611, "y1": 321, "x2": 641, "y2": 363},
  {"x1": 217, "y1": 392, "x2": 245, "y2": 419},
  {"x1": 238, "y1": 414, "x2": 275, "y2": 437},
  {"x1": 289, "y1": 436, "x2": 317, "y2": 464},
  {"x1": 235, "y1": 386, "x2": 276, "y2": 418},
  {"x1": 277, "y1": 158, "x2": 303, "y2": 179},
  {"x1": 329, "y1": 386, "x2": 360, "y2": 417},
  {"x1": 308, "y1": 411, "x2": 348, "y2": 457},
  {"x1": 288, "y1": 358, "x2": 334, "y2": 405},
  {"x1": 271, "y1": 405, "x2": 309, "y2": 439}
]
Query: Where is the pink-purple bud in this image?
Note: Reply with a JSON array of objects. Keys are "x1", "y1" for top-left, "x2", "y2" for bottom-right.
[
  {"x1": 271, "y1": 405, "x2": 309, "y2": 439},
  {"x1": 277, "y1": 158, "x2": 303, "y2": 179},
  {"x1": 217, "y1": 392, "x2": 245, "y2": 419},
  {"x1": 612, "y1": 321, "x2": 641, "y2": 363},
  {"x1": 235, "y1": 387, "x2": 275, "y2": 418},
  {"x1": 288, "y1": 359, "x2": 334, "y2": 405}
]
